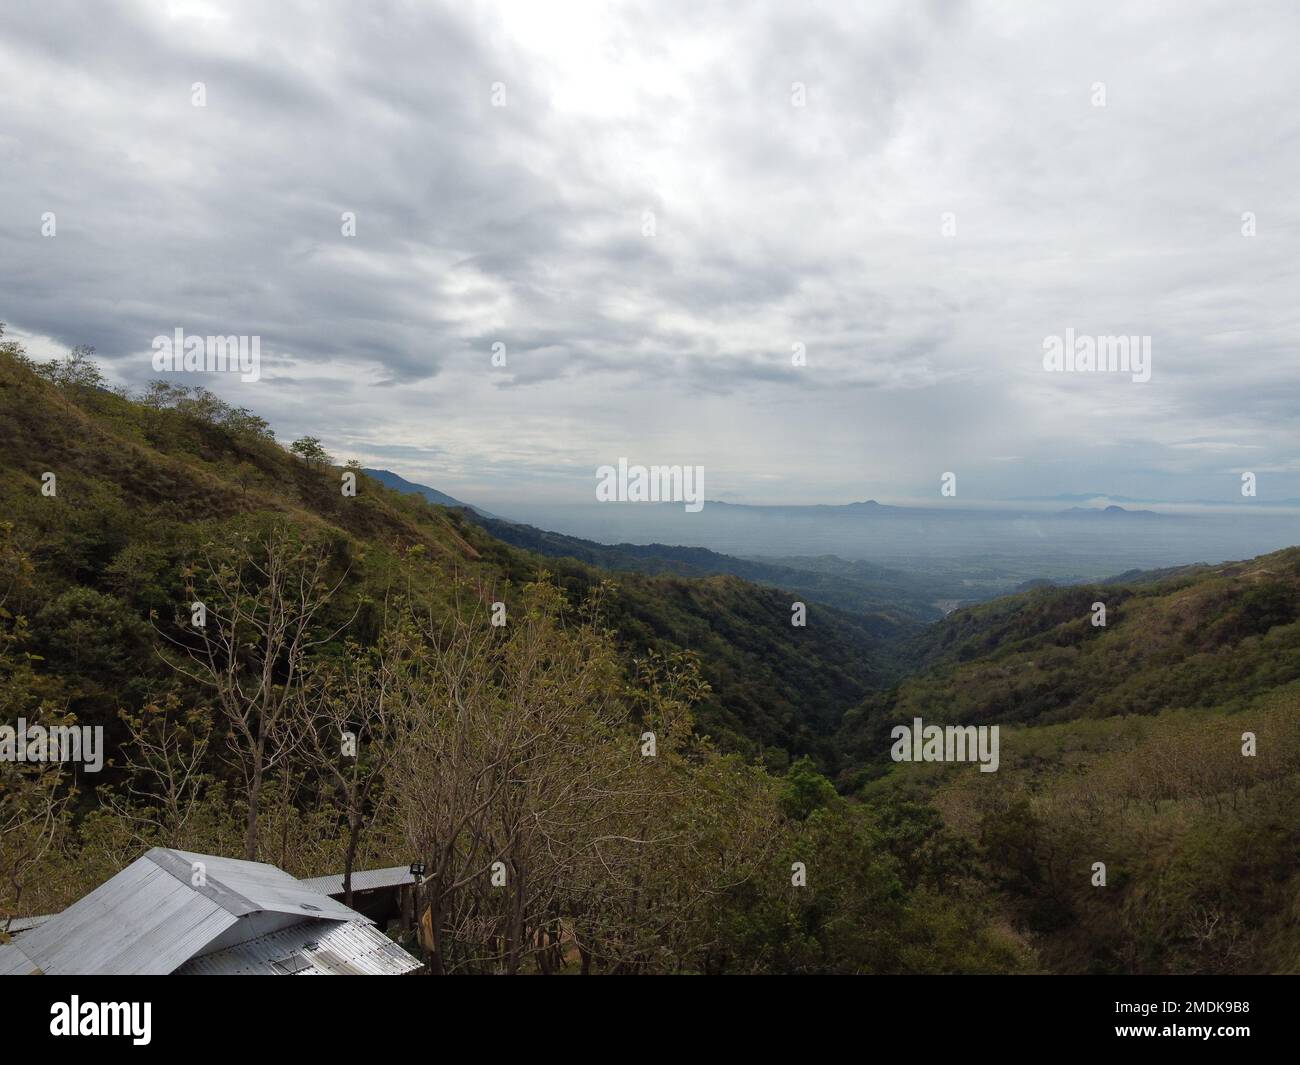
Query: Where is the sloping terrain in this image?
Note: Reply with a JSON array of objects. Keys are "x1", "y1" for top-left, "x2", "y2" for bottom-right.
[
  {"x1": 840, "y1": 550, "x2": 1300, "y2": 973},
  {"x1": 458, "y1": 510, "x2": 946, "y2": 621},
  {"x1": 0, "y1": 348, "x2": 905, "y2": 759},
  {"x1": 840, "y1": 548, "x2": 1300, "y2": 760},
  {"x1": 6, "y1": 338, "x2": 1299, "y2": 973}
]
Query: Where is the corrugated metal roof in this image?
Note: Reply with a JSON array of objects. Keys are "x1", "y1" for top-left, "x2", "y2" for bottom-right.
[
  {"x1": 175, "y1": 919, "x2": 421, "y2": 975},
  {"x1": 154, "y1": 849, "x2": 359, "y2": 922},
  {"x1": 1, "y1": 854, "x2": 238, "y2": 975},
  {"x1": 299, "y1": 865, "x2": 415, "y2": 896},
  {"x1": 0, "y1": 941, "x2": 42, "y2": 975},
  {"x1": 3, "y1": 913, "x2": 56, "y2": 935},
  {"x1": 0, "y1": 848, "x2": 369, "y2": 975}
]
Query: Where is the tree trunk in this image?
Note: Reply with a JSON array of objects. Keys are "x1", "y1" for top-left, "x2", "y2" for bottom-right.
[
  {"x1": 244, "y1": 756, "x2": 264, "y2": 860},
  {"x1": 420, "y1": 878, "x2": 446, "y2": 975},
  {"x1": 505, "y1": 860, "x2": 526, "y2": 975},
  {"x1": 343, "y1": 810, "x2": 362, "y2": 908}
]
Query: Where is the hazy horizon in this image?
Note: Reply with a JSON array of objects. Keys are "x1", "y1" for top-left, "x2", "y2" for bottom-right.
[{"x1": 368, "y1": 464, "x2": 1300, "y2": 516}]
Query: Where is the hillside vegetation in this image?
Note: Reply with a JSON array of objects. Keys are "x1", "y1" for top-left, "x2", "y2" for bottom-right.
[
  {"x1": 0, "y1": 339, "x2": 904, "y2": 762},
  {"x1": 3, "y1": 330, "x2": 1297, "y2": 974},
  {"x1": 841, "y1": 549, "x2": 1300, "y2": 758},
  {"x1": 844, "y1": 552, "x2": 1300, "y2": 973},
  {"x1": 1, "y1": 333, "x2": 1017, "y2": 973}
]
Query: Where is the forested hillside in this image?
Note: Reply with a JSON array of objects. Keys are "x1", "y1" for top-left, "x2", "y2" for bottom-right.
[
  {"x1": 0, "y1": 337, "x2": 905, "y2": 762},
  {"x1": 841, "y1": 553, "x2": 1300, "y2": 973},
  {"x1": 1, "y1": 334, "x2": 1019, "y2": 974},
  {"x1": 840, "y1": 549, "x2": 1300, "y2": 758},
  {"x1": 3, "y1": 333, "x2": 1297, "y2": 975}
]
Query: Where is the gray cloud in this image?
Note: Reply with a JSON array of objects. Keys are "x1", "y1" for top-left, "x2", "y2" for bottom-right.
[{"x1": 1, "y1": 0, "x2": 1297, "y2": 507}]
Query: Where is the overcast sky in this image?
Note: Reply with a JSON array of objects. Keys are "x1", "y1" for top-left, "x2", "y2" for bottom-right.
[{"x1": 2, "y1": 0, "x2": 1297, "y2": 508}]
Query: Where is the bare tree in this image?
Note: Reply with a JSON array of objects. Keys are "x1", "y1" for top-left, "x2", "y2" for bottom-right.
[
  {"x1": 393, "y1": 578, "x2": 731, "y2": 975},
  {"x1": 158, "y1": 523, "x2": 351, "y2": 860},
  {"x1": 294, "y1": 617, "x2": 413, "y2": 906},
  {"x1": 101, "y1": 694, "x2": 213, "y2": 848},
  {"x1": 0, "y1": 733, "x2": 72, "y2": 935}
]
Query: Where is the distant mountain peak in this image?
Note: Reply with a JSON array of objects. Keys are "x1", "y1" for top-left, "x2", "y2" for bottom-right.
[
  {"x1": 1062, "y1": 504, "x2": 1161, "y2": 517},
  {"x1": 362, "y1": 468, "x2": 496, "y2": 518}
]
